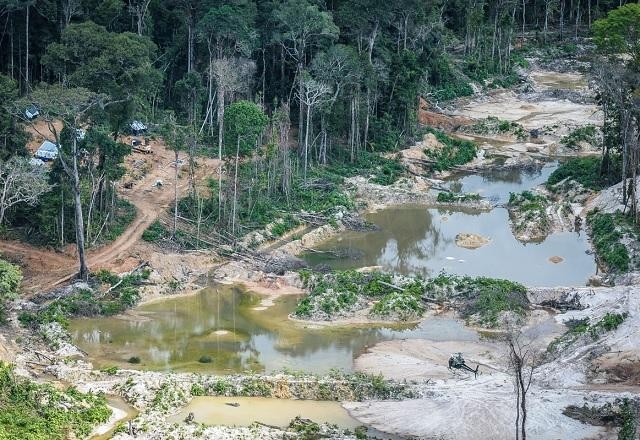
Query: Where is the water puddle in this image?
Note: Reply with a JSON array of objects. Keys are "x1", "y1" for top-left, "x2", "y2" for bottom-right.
[
  {"x1": 70, "y1": 285, "x2": 477, "y2": 373},
  {"x1": 168, "y1": 396, "x2": 359, "y2": 428},
  {"x1": 530, "y1": 71, "x2": 587, "y2": 90},
  {"x1": 303, "y1": 164, "x2": 596, "y2": 286},
  {"x1": 91, "y1": 395, "x2": 138, "y2": 440},
  {"x1": 168, "y1": 396, "x2": 406, "y2": 439}
]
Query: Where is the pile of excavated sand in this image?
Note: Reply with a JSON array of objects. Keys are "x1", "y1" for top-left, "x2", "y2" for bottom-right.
[
  {"x1": 586, "y1": 178, "x2": 637, "y2": 214},
  {"x1": 453, "y1": 91, "x2": 602, "y2": 132},
  {"x1": 344, "y1": 381, "x2": 614, "y2": 440},
  {"x1": 347, "y1": 286, "x2": 640, "y2": 439},
  {"x1": 455, "y1": 233, "x2": 490, "y2": 249}
]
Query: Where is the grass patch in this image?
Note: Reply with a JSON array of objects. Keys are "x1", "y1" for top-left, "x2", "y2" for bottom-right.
[
  {"x1": 325, "y1": 151, "x2": 405, "y2": 186},
  {"x1": 548, "y1": 313, "x2": 627, "y2": 353},
  {"x1": 269, "y1": 215, "x2": 301, "y2": 238},
  {"x1": 467, "y1": 116, "x2": 528, "y2": 141},
  {"x1": 547, "y1": 157, "x2": 619, "y2": 191},
  {"x1": 587, "y1": 211, "x2": 636, "y2": 272},
  {"x1": 0, "y1": 362, "x2": 111, "y2": 440},
  {"x1": 508, "y1": 191, "x2": 550, "y2": 233},
  {"x1": 508, "y1": 190, "x2": 548, "y2": 210},
  {"x1": 142, "y1": 220, "x2": 167, "y2": 242},
  {"x1": 18, "y1": 270, "x2": 149, "y2": 328},
  {"x1": 423, "y1": 127, "x2": 477, "y2": 171},
  {"x1": 370, "y1": 281, "x2": 425, "y2": 320},
  {"x1": 296, "y1": 270, "x2": 527, "y2": 326},
  {"x1": 100, "y1": 199, "x2": 137, "y2": 244}
]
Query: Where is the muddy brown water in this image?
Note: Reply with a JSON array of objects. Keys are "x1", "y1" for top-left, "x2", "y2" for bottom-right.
[
  {"x1": 169, "y1": 396, "x2": 358, "y2": 428},
  {"x1": 70, "y1": 284, "x2": 478, "y2": 373},
  {"x1": 168, "y1": 396, "x2": 406, "y2": 439},
  {"x1": 303, "y1": 163, "x2": 596, "y2": 286}
]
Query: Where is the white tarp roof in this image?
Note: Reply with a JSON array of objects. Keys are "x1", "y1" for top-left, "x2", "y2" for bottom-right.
[
  {"x1": 130, "y1": 120, "x2": 147, "y2": 131},
  {"x1": 35, "y1": 140, "x2": 59, "y2": 159}
]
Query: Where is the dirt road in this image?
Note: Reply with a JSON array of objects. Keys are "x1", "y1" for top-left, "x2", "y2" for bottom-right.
[{"x1": 0, "y1": 138, "x2": 221, "y2": 293}]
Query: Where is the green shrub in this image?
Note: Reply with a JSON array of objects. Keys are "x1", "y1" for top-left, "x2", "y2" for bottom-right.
[
  {"x1": 371, "y1": 287, "x2": 425, "y2": 320},
  {"x1": 18, "y1": 271, "x2": 146, "y2": 328},
  {"x1": 587, "y1": 211, "x2": 633, "y2": 272},
  {"x1": 437, "y1": 192, "x2": 481, "y2": 203},
  {"x1": 468, "y1": 116, "x2": 527, "y2": 140},
  {"x1": 589, "y1": 312, "x2": 627, "y2": 338},
  {"x1": 190, "y1": 383, "x2": 206, "y2": 396},
  {"x1": 561, "y1": 125, "x2": 598, "y2": 149},
  {"x1": 618, "y1": 399, "x2": 637, "y2": 440},
  {"x1": 0, "y1": 362, "x2": 111, "y2": 440},
  {"x1": 547, "y1": 157, "x2": 618, "y2": 191},
  {"x1": 211, "y1": 379, "x2": 231, "y2": 395},
  {"x1": 548, "y1": 313, "x2": 627, "y2": 353},
  {"x1": 99, "y1": 366, "x2": 119, "y2": 375},
  {"x1": 127, "y1": 356, "x2": 141, "y2": 364},
  {"x1": 423, "y1": 128, "x2": 477, "y2": 171},
  {"x1": 142, "y1": 220, "x2": 167, "y2": 242},
  {"x1": 198, "y1": 355, "x2": 213, "y2": 364},
  {"x1": 102, "y1": 200, "x2": 137, "y2": 243},
  {"x1": 270, "y1": 215, "x2": 300, "y2": 237},
  {"x1": 0, "y1": 258, "x2": 21, "y2": 322},
  {"x1": 462, "y1": 277, "x2": 529, "y2": 326}
]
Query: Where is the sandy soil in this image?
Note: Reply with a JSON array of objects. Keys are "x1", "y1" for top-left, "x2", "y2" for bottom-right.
[
  {"x1": 455, "y1": 233, "x2": 491, "y2": 249},
  {"x1": 355, "y1": 339, "x2": 501, "y2": 381},
  {"x1": 448, "y1": 70, "x2": 602, "y2": 161},
  {"x1": 344, "y1": 383, "x2": 614, "y2": 440},
  {"x1": 348, "y1": 285, "x2": 640, "y2": 439}
]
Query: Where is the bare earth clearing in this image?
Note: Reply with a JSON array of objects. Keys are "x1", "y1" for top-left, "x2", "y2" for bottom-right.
[
  {"x1": 0, "y1": 136, "x2": 221, "y2": 293},
  {"x1": 1, "y1": 68, "x2": 639, "y2": 440}
]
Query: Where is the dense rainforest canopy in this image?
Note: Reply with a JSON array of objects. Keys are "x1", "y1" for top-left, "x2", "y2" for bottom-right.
[{"x1": 0, "y1": 0, "x2": 638, "y2": 279}]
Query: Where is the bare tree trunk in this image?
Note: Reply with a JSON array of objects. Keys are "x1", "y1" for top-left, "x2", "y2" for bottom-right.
[
  {"x1": 520, "y1": 370, "x2": 528, "y2": 440},
  {"x1": 173, "y1": 150, "x2": 179, "y2": 237},
  {"x1": 364, "y1": 89, "x2": 371, "y2": 150},
  {"x1": 231, "y1": 136, "x2": 241, "y2": 235},
  {"x1": 217, "y1": 85, "x2": 224, "y2": 217},
  {"x1": 367, "y1": 21, "x2": 379, "y2": 64},
  {"x1": 304, "y1": 103, "x2": 312, "y2": 180},
  {"x1": 10, "y1": 15, "x2": 14, "y2": 80},
  {"x1": 515, "y1": 375, "x2": 521, "y2": 440},
  {"x1": 560, "y1": 0, "x2": 565, "y2": 40},
  {"x1": 187, "y1": 14, "x2": 194, "y2": 74},
  {"x1": 297, "y1": 62, "x2": 304, "y2": 148},
  {"x1": 24, "y1": 3, "x2": 29, "y2": 91},
  {"x1": 71, "y1": 136, "x2": 88, "y2": 279},
  {"x1": 544, "y1": 0, "x2": 550, "y2": 43},
  {"x1": 60, "y1": 186, "x2": 65, "y2": 247}
]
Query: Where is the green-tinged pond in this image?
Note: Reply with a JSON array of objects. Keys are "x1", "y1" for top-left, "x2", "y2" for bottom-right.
[{"x1": 70, "y1": 284, "x2": 478, "y2": 373}]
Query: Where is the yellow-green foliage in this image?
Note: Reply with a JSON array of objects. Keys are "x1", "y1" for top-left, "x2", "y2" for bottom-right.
[
  {"x1": 0, "y1": 258, "x2": 21, "y2": 321},
  {"x1": 0, "y1": 362, "x2": 111, "y2": 440}
]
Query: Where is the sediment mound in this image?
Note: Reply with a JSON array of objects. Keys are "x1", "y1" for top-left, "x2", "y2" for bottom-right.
[{"x1": 455, "y1": 233, "x2": 490, "y2": 249}]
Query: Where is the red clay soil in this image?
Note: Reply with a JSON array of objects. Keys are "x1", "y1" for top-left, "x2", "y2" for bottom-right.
[{"x1": 0, "y1": 138, "x2": 221, "y2": 295}]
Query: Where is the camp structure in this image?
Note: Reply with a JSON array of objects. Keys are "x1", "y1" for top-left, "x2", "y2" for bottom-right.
[
  {"x1": 25, "y1": 104, "x2": 39, "y2": 120},
  {"x1": 130, "y1": 120, "x2": 148, "y2": 136},
  {"x1": 34, "y1": 140, "x2": 59, "y2": 161}
]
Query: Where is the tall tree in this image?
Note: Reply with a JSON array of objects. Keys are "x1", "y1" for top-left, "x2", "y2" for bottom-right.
[
  {"x1": 0, "y1": 74, "x2": 29, "y2": 159},
  {"x1": 42, "y1": 22, "x2": 162, "y2": 138},
  {"x1": 18, "y1": 85, "x2": 108, "y2": 279},
  {"x1": 272, "y1": 0, "x2": 338, "y2": 147},
  {"x1": 0, "y1": 156, "x2": 50, "y2": 224}
]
